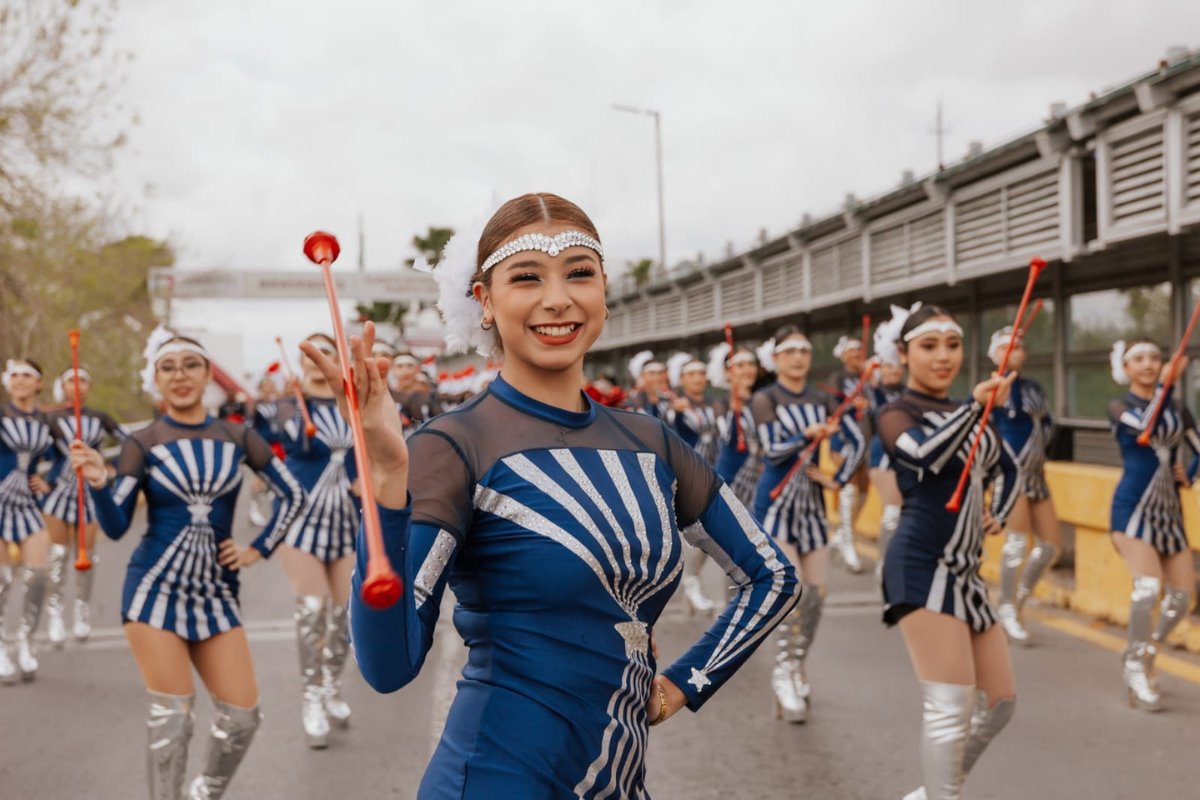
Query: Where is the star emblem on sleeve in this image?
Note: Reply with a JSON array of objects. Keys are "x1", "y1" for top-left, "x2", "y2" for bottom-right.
[{"x1": 687, "y1": 668, "x2": 711, "y2": 692}]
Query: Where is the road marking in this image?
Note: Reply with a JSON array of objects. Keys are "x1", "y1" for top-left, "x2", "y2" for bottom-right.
[{"x1": 855, "y1": 538, "x2": 1200, "y2": 687}]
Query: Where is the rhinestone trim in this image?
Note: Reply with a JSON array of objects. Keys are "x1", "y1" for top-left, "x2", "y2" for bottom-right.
[{"x1": 479, "y1": 231, "x2": 604, "y2": 274}]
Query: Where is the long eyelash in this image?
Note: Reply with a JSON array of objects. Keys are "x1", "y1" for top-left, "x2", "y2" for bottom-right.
[
  {"x1": 569, "y1": 267, "x2": 597, "y2": 278},
  {"x1": 509, "y1": 273, "x2": 540, "y2": 283}
]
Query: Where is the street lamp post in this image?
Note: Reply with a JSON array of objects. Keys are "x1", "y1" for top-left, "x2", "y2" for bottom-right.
[{"x1": 612, "y1": 104, "x2": 666, "y2": 274}]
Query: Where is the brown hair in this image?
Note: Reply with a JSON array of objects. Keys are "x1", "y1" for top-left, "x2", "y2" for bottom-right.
[
  {"x1": 772, "y1": 324, "x2": 806, "y2": 344},
  {"x1": 472, "y1": 193, "x2": 602, "y2": 289},
  {"x1": 305, "y1": 332, "x2": 336, "y2": 349},
  {"x1": 13, "y1": 357, "x2": 43, "y2": 376}
]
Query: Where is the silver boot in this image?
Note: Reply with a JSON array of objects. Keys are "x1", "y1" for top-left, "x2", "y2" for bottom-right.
[
  {"x1": 45, "y1": 543, "x2": 68, "y2": 649},
  {"x1": 792, "y1": 584, "x2": 824, "y2": 706},
  {"x1": 1151, "y1": 586, "x2": 1191, "y2": 648},
  {"x1": 771, "y1": 607, "x2": 806, "y2": 723},
  {"x1": 996, "y1": 532, "x2": 1030, "y2": 645},
  {"x1": 916, "y1": 681, "x2": 975, "y2": 800},
  {"x1": 187, "y1": 698, "x2": 262, "y2": 799},
  {"x1": 295, "y1": 595, "x2": 331, "y2": 747},
  {"x1": 16, "y1": 567, "x2": 49, "y2": 680},
  {"x1": 1123, "y1": 576, "x2": 1162, "y2": 711},
  {"x1": 323, "y1": 602, "x2": 353, "y2": 728},
  {"x1": 835, "y1": 484, "x2": 863, "y2": 573},
  {"x1": 961, "y1": 690, "x2": 1015, "y2": 775},
  {"x1": 74, "y1": 554, "x2": 97, "y2": 642},
  {"x1": 0, "y1": 565, "x2": 16, "y2": 685},
  {"x1": 147, "y1": 691, "x2": 195, "y2": 800},
  {"x1": 1015, "y1": 538, "x2": 1057, "y2": 616}
]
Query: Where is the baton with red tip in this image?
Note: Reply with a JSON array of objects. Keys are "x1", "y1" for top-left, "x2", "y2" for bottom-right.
[
  {"x1": 1136, "y1": 299, "x2": 1200, "y2": 447},
  {"x1": 67, "y1": 330, "x2": 92, "y2": 572},
  {"x1": 275, "y1": 337, "x2": 318, "y2": 439}
]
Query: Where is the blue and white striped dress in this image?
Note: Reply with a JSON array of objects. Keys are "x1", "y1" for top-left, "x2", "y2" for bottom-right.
[
  {"x1": 0, "y1": 403, "x2": 52, "y2": 543},
  {"x1": 89, "y1": 415, "x2": 304, "y2": 640},
  {"x1": 668, "y1": 394, "x2": 724, "y2": 466},
  {"x1": 42, "y1": 407, "x2": 130, "y2": 524},
  {"x1": 349, "y1": 375, "x2": 799, "y2": 799},
  {"x1": 750, "y1": 382, "x2": 865, "y2": 553},
  {"x1": 1109, "y1": 387, "x2": 1200, "y2": 556},
  {"x1": 996, "y1": 376, "x2": 1053, "y2": 501},
  {"x1": 274, "y1": 397, "x2": 359, "y2": 562},
  {"x1": 878, "y1": 390, "x2": 1021, "y2": 632},
  {"x1": 716, "y1": 404, "x2": 762, "y2": 508}
]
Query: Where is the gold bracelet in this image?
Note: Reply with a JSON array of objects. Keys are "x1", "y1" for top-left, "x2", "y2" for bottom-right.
[{"x1": 648, "y1": 683, "x2": 668, "y2": 726}]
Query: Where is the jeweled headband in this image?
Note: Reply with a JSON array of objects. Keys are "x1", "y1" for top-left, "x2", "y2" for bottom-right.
[
  {"x1": 392, "y1": 355, "x2": 421, "y2": 367},
  {"x1": 58, "y1": 367, "x2": 91, "y2": 383},
  {"x1": 479, "y1": 231, "x2": 604, "y2": 274},
  {"x1": 1121, "y1": 342, "x2": 1161, "y2": 363},
  {"x1": 3, "y1": 360, "x2": 42, "y2": 380},
  {"x1": 681, "y1": 360, "x2": 706, "y2": 374},
  {"x1": 154, "y1": 342, "x2": 212, "y2": 364},
  {"x1": 903, "y1": 320, "x2": 964, "y2": 342},
  {"x1": 727, "y1": 352, "x2": 757, "y2": 366},
  {"x1": 643, "y1": 361, "x2": 667, "y2": 373},
  {"x1": 774, "y1": 339, "x2": 813, "y2": 354}
]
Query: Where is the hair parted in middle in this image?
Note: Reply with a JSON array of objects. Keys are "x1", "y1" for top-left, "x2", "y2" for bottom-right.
[
  {"x1": 472, "y1": 193, "x2": 602, "y2": 290},
  {"x1": 897, "y1": 304, "x2": 956, "y2": 353}
]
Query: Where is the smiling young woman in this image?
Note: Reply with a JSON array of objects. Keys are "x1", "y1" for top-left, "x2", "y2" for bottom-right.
[
  {"x1": 304, "y1": 192, "x2": 799, "y2": 799},
  {"x1": 70, "y1": 333, "x2": 305, "y2": 799},
  {"x1": 874, "y1": 305, "x2": 1020, "y2": 800}
]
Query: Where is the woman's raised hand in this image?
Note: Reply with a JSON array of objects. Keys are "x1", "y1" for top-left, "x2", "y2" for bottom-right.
[
  {"x1": 69, "y1": 440, "x2": 108, "y2": 488},
  {"x1": 299, "y1": 321, "x2": 410, "y2": 508},
  {"x1": 971, "y1": 371, "x2": 1017, "y2": 407}
]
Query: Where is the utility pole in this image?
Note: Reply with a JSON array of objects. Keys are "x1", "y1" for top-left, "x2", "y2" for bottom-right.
[
  {"x1": 612, "y1": 104, "x2": 667, "y2": 273},
  {"x1": 930, "y1": 99, "x2": 951, "y2": 171}
]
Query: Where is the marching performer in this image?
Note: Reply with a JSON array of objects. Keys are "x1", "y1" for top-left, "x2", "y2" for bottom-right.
[
  {"x1": 315, "y1": 192, "x2": 799, "y2": 798},
  {"x1": 70, "y1": 332, "x2": 305, "y2": 799},
  {"x1": 273, "y1": 333, "x2": 361, "y2": 748},
  {"x1": 0, "y1": 358, "x2": 54, "y2": 684},
  {"x1": 42, "y1": 366, "x2": 129, "y2": 645},
  {"x1": 389, "y1": 349, "x2": 443, "y2": 434},
  {"x1": 827, "y1": 335, "x2": 869, "y2": 573},
  {"x1": 1107, "y1": 338, "x2": 1197, "y2": 711},
  {"x1": 751, "y1": 326, "x2": 865, "y2": 723},
  {"x1": 666, "y1": 352, "x2": 726, "y2": 615},
  {"x1": 875, "y1": 304, "x2": 1019, "y2": 800},
  {"x1": 713, "y1": 345, "x2": 762, "y2": 510},
  {"x1": 623, "y1": 350, "x2": 671, "y2": 418},
  {"x1": 870, "y1": 309, "x2": 909, "y2": 582},
  {"x1": 989, "y1": 327, "x2": 1059, "y2": 645}
]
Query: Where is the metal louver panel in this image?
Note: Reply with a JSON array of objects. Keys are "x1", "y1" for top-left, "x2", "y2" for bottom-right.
[
  {"x1": 870, "y1": 223, "x2": 908, "y2": 283},
  {"x1": 838, "y1": 237, "x2": 862, "y2": 290},
  {"x1": 761, "y1": 261, "x2": 788, "y2": 309},
  {"x1": 909, "y1": 210, "x2": 946, "y2": 276},
  {"x1": 685, "y1": 283, "x2": 715, "y2": 326},
  {"x1": 656, "y1": 295, "x2": 683, "y2": 332},
  {"x1": 1110, "y1": 125, "x2": 1164, "y2": 225},
  {"x1": 1005, "y1": 167, "x2": 1059, "y2": 250},
  {"x1": 1186, "y1": 109, "x2": 1200, "y2": 207},
  {"x1": 955, "y1": 189, "x2": 1004, "y2": 264},
  {"x1": 627, "y1": 300, "x2": 651, "y2": 338},
  {"x1": 810, "y1": 245, "x2": 837, "y2": 297},
  {"x1": 720, "y1": 270, "x2": 756, "y2": 319}
]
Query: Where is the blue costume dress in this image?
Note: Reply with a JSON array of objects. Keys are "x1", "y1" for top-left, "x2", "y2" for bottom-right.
[
  {"x1": 90, "y1": 415, "x2": 304, "y2": 640},
  {"x1": 716, "y1": 404, "x2": 761, "y2": 509},
  {"x1": 995, "y1": 375, "x2": 1053, "y2": 500},
  {"x1": 877, "y1": 390, "x2": 1020, "y2": 631},
  {"x1": 272, "y1": 396, "x2": 359, "y2": 562},
  {"x1": 1108, "y1": 386, "x2": 1200, "y2": 556},
  {"x1": 667, "y1": 393, "x2": 724, "y2": 466},
  {"x1": 42, "y1": 407, "x2": 129, "y2": 524},
  {"x1": 349, "y1": 377, "x2": 799, "y2": 799},
  {"x1": 750, "y1": 381, "x2": 865, "y2": 552},
  {"x1": 623, "y1": 390, "x2": 670, "y2": 420},
  {"x1": 393, "y1": 386, "x2": 443, "y2": 436},
  {"x1": 0, "y1": 403, "x2": 52, "y2": 543}
]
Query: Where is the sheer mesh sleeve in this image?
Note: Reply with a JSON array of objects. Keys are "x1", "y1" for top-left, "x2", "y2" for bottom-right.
[
  {"x1": 89, "y1": 435, "x2": 148, "y2": 540},
  {"x1": 751, "y1": 389, "x2": 810, "y2": 465},
  {"x1": 407, "y1": 428, "x2": 475, "y2": 538},
  {"x1": 244, "y1": 426, "x2": 306, "y2": 557},
  {"x1": 1181, "y1": 406, "x2": 1200, "y2": 482},
  {"x1": 878, "y1": 400, "x2": 980, "y2": 474},
  {"x1": 659, "y1": 421, "x2": 720, "y2": 527}
]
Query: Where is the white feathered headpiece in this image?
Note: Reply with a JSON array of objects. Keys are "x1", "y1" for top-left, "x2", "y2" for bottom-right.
[
  {"x1": 666, "y1": 352, "x2": 696, "y2": 388},
  {"x1": 628, "y1": 350, "x2": 655, "y2": 381},
  {"x1": 707, "y1": 343, "x2": 731, "y2": 388},
  {"x1": 52, "y1": 368, "x2": 91, "y2": 404},
  {"x1": 873, "y1": 304, "x2": 914, "y2": 367},
  {"x1": 756, "y1": 339, "x2": 777, "y2": 373},
  {"x1": 988, "y1": 326, "x2": 1016, "y2": 365},
  {"x1": 833, "y1": 335, "x2": 863, "y2": 359},
  {"x1": 140, "y1": 324, "x2": 177, "y2": 399},
  {"x1": 1111, "y1": 340, "x2": 1130, "y2": 384},
  {"x1": 413, "y1": 199, "x2": 504, "y2": 357},
  {"x1": 2, "y1": 359, "x2": 43, "y2": 392}
]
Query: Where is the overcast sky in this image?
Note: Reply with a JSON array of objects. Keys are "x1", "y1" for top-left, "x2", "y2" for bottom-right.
[{"x1": 105, "y1": 0, "x2": 1197, "y2": 374}]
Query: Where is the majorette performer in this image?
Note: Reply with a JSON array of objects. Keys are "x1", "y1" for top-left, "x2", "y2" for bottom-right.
[
  {"x1": 0, "y1": 358, "x2": 54, "y2": 684},
  {"x1": 389, "y1": 349, "x2": 443, "y2": 434},
  {"x1": 312, "y1": 192, "x2": 799, "y2": 798},
  {"x1": 711, "y1": 343, "x2": 762, "y2": 509},
  {"x1": 623, "y1": 350, "x2": 671, "y2": 418},
  {"x1": 988, "y1": 326, "x2": 1058, "y2": 646},
  {"x1": 750, "y1": 326, "x2": 865, "y2": 724},
  {"x1": 665, "y1": 352, "x2": 727, "y2": 616},
  {"x1": 42, "y1": 366, "x2": 130, "y2": 645},
  {"x1": 248, "y1": 361, "x2": 287, "y2": 528},
  {"x1": 827, "y1": 335, "x2": 869, "y2": 573},
  {"x1": 70, "y1": 331, "x2": 305, "y2": 799},
  {"x1": 875, "y1": 304, "x2": 1019, "y2": 800},
  {"x1": 869, "y1": 308, "x2": 910, "y2": 584},
  {"x1": 271, "y1": 333, "x2": 362, "y2": 748},
  {"x1": 1106, "y1": 338, "x2": 1197, "y2": 711}
]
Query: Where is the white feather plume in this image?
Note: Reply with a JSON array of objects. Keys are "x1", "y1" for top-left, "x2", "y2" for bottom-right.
[
  {"x1": 413, "y1": 199, "x2": 503, "y2": 357},
  {"x1": 628, "y1": 350, "x2": 654, "y2": 381},
  {"x1": 756, "y1": 338, "x2": 777, "y2": 373},
  {"x1": 833, "y1": 335, "x2": 862, "y2": 359},
  {"x1": 988, "y1": 326, "x2": 1015, "y2": 365},
  {"x1": 873, "y1": 303, "x2": 918, "y2": 367},
  {"x1": 140, "y1": 324, "x2": 176, "y2": 399},
  {"x1": 707, "y1": 343, "x2": 731, "y2": 388},
  {"x1": 666, "y1": 352, "x2": 693, "y2": 389},
  {"x1": 1111, "y1": 340, "x2": 1129, "y2": 385}
]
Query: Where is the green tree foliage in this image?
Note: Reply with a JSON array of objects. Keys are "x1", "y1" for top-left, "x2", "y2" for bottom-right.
[
  {"x1": 629, "y1": 258, "x2": 654, "y2": 288},
  {"x1": 356, "y1": 226, "x2": 454, "y2": 330}
]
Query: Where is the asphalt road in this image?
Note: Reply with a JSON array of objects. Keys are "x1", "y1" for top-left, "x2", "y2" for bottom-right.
[{"x1": 2, "y1": 494, "x2": 1198, "y2": 800}]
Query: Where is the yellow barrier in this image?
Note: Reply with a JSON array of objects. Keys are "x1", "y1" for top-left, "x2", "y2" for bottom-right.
[{"x1": 823, "y1": 448, "x2": 1200, "y2": 655}]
